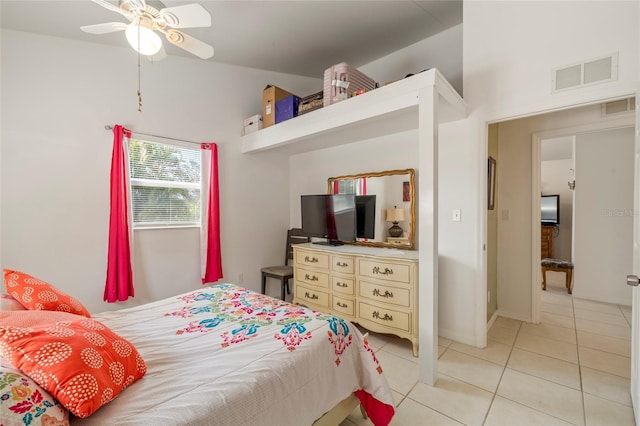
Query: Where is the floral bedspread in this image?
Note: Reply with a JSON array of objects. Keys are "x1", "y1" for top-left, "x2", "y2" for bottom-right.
[{"x1": 73, "y1": 284, "x2": 395, "y2": 426}]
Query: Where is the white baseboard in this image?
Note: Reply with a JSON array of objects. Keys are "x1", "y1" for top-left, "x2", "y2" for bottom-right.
[
  {"x1": 438, "y1": 327, "x2": 476, "y2": 347},
  {"x1": 487, "y1": 311, "x2": 498, "y2": 329},
  {"x1": 495, "y1": 309, "x2": 532, "y2": 324},
  {"x1": 572, "y1": 292, "x2": 632, "y2": 307}
]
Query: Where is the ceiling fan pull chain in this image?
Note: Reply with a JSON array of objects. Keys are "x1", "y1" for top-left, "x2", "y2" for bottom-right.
[{"x1": 137, "y1": 24, "x2": 143, "y2": 113}]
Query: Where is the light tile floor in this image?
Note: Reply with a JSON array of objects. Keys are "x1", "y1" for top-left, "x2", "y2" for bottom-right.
[{"x1": 340, "y1": 273, "x2": 636, "y2": 426}]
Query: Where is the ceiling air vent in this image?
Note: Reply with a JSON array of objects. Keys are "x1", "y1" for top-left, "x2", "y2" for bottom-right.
[
  {"x1": 601, "y1": 97, "x2": 636, "y2": 117},
  {"x1": 551, "y1": 53, "x2": 618, "y2": 93}
]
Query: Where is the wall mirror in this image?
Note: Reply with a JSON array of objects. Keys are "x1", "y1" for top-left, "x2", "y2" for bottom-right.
[{"x1": 327, "y1": 168, "x2": 415, "y2": 249}]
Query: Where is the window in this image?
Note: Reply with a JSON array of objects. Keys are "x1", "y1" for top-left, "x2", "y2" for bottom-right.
[{"x1": 129, "y1": 139, "x2": 201, "y2": 228}]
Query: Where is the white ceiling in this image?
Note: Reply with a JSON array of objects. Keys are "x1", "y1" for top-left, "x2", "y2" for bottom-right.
[{"x1": 0, "y1": 0, "x2": 463, "y2": 78}]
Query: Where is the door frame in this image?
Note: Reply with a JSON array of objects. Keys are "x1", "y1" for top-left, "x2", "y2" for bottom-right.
[
  {"x1": 630, "y1": 90, "x2": 640, "y2": 422},
  {"x1": 530, "y1": 114, "x2": 635, "y2": 322}
]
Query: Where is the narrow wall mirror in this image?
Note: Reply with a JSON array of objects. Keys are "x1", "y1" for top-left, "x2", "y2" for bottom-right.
[{"x1": 327, "y1": 168, "x2": 415, "y2": 249}]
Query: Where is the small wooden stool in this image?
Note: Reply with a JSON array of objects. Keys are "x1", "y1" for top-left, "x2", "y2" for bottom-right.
[{"x1": 541, "y1": 258, "x2": 574, "y2": 294}]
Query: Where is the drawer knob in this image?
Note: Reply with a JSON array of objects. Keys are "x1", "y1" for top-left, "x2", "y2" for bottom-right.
[
  {"x1": 337, "y1": 302, "x2": 348, "y2": 308},
  {"x1": 336, "y1": 261, "x2": 348, "y2": 267},
  {"x1": 304, "y1": 274, "x2": 318, "y2": 281},
  {"x1": 372, "y1": 288, "x2": 394, "y2": 298},
  {"x1": 372, "y1": 311, "x2": 393, "y2": 321},
  {"x1": 305, "y1": 256, "x2": 319, "y2": 263},
  {"x1": 305, "y1": 292, "x2": 319, "y2": 300},
  {"x1": 336, "y1": 282, "x2": 348, "y2": 288},
  {"x1": 373, "y1": 266, "x2": 393, "y2": 276}
]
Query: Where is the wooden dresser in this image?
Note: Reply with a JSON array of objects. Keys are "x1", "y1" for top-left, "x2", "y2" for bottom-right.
[
  {"x1": 292, "y1": 243, "x2": 419, "y2": 356},
  {"x1": 541, "y1": 225, "x2": 555, "y2": 259}
]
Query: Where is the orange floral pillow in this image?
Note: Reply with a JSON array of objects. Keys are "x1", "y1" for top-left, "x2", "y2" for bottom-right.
[
  {"x1": 3, "y1": 269, "x2": 91, "y2": 317},
  {"x1": 0, "y1": 317, "x2": 147, "y2": 418}
]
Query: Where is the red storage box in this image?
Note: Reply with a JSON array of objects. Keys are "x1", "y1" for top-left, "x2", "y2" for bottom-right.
[{"x1": 323, "y1": 63, "x2": 377, "y2": 107}]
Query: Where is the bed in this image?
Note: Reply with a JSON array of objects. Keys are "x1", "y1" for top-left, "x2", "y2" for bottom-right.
[{"x1": 2, "y1": 283, "x2": 395, "y2": 425}]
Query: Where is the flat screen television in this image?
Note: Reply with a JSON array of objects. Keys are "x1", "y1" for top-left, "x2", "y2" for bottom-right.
[
  {"x1": 301, "y1": 194, "x2": 356, "y2": 245},
  {"x1": 541, "y1": 194, "x2": 560, "y2": 225},
  {"x1": 355, "y1": 195, "x2": 376, "y2": 239}
]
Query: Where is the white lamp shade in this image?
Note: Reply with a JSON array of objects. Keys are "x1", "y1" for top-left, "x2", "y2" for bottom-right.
[
  {"x1": 125, "y1": 22, "x2": 162, "y2": 56},
  {"x1": 386, "y1": 208, "x2": 405, "y2": 222}
]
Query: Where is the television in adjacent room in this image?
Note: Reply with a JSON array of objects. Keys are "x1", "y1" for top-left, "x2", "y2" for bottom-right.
[
  {"x1": 355, "y1": 195, "x2": 376, "y2": 239},
  {"x1": 541, "y1": 194, "x2": 560, "y2": 225},
  {"x1": 301, "y1": 194, "x2": 356, "y2": 245}
]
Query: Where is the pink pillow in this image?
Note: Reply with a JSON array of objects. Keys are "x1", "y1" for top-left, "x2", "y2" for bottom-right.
[
  {"x1": 1, "y1": 293, "x2": 26, "y2": 311},
  {"x1": 3, "y1": 269, "x2": 91, "y2": 317}
]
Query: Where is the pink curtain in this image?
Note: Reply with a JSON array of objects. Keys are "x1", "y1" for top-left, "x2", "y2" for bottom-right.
[
  {"x1": 104, "y1": 125, "x2": 134, "y2": 302},
  {"x1": 200, "y1": 143, "x2": 223, "y2": 284}
]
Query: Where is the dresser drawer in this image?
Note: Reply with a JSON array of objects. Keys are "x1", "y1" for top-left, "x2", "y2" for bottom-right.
[
  {"x1": 332, "y1": 255, "x2": 355, "y2": 274},
  {"x1": 296, "y1": 267, "x2": 329, "y2": 288},
  {"x1": 332, "y1": 296, "x2": 355, "y2": 317},
  {"x1": 332, "y1": 276, "x2": 355, "y2": 295},
  {"x1": 359, "y1": 302, "x2": 410, "y2": 332},
  {"x1": 359, "y1": 280, "x2": 410, "y2": 308},
  {"x1": 359, "y1": 259, "x2": 410, "y2": 284},
  {"x1": 297, "y1": 284, "x2": 330, "y2": 308},
  {"x1": 296, "y1": 250, "x2": 329, "y2": 269}
]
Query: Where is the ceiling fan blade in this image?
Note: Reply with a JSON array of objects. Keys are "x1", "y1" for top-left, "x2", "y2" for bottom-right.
[
  {"x1": 91, "y1": 0, "x2": 134, "y2": 20},
  {"x1": 80, "y1": 22, "x2": 128, "y2": 34},
  {"x1": 166, "y1": 29, "x2": 214, "y2": 59},
  {"x1": 159, "y1": 4, "x2": 211, "y2": 29},
  {"x1": 127, "y1": 0, "x2": 146, "y2": 10},
  {"x1": 148, "y1": 44, "x2": 167, "y2": 62}
]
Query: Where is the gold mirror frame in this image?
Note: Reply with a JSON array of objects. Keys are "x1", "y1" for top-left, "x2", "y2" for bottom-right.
[{"x1": 327, "y1": 168, "x2": 416, "y2": 249}]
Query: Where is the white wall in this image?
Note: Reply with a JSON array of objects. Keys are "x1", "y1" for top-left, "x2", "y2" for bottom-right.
[
  {"x1": 289, "y1": 129, "x2": 419, "y2": 234},
  {"x1": 465, "y1": 1, "x2": 638, "y2": 119},
  {"x1": 460, "y1": 0, "x2": 638, "y2": 340},
  {"x1": 359, "y1": 24, "x2": 463, "y2": 96},
  {"x1": 541, "y1": 158, "x2": 574, "y2": 260},
  {"x1": 573, "y1": 127, "x2": 634, "y2": 305},
  {"x1": 1, "y1": 30, "x2": 321, "y2": 313}
]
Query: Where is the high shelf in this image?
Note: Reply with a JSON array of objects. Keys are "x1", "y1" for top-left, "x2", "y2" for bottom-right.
[
  {"x1": 241, "y1": 68, "x2": 466, "y2": 155},
  {"x1": 242, "y1": 68, "x2": 466, "y2": 385}
]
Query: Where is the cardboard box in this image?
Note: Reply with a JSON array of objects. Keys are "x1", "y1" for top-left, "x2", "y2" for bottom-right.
[
  {"x1": 262, "y1": 85, "x2": 293, "y2": 128},
  {"x1": 242, "y1": 114, "x2": 262, "y2": 135},
  {"x1": 275, "y1": 95, "x2": 301, "y2": 124}
]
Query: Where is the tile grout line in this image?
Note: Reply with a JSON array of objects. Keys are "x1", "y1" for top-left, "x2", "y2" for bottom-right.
[
  {"x1": 619, "y1": 303, "x2": 632, "y2": 328},
  {"x1": 573, "y1": 292, "x2": 588, "y2": 426},
  {"x1": 480, "y1": 320, "x2": 522, "y2": 425}
]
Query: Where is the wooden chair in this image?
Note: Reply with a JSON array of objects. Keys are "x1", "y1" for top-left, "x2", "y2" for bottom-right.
[{"x1": 261, "y1": 228, "x2": 310, "y2": 300}]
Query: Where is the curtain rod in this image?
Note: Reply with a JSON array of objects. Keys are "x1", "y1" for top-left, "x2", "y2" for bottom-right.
[{"x1": 104, "y1": 125, "x2": 202, "y2": 146}]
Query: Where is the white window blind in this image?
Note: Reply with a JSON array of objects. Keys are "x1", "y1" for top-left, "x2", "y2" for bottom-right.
[{"x1": 129, "y1": 139, "x2": 201, "y2": 228}]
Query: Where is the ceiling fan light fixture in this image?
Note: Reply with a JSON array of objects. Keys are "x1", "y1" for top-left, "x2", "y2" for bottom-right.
[{"x1": 125, "y1": 20, "x2": 162, "y2": 56}]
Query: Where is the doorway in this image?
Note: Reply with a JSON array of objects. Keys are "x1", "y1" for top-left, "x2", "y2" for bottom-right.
[
  {"x1": 534, "y1": 125, "x2": 635, "y2": 318},
  {"x1": 486, "y1": 98, "x2": 636, "y2": 324}
]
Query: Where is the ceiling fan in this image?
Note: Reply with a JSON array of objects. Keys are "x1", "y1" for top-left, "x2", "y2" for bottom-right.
[{"x1": 81, "y1": 0, "x2": 214, "y2": 60}]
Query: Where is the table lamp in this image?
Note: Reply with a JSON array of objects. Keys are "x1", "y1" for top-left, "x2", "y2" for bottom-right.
[{"x1": 386, "y1": 206, "x2": 405, "y2": 237}]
